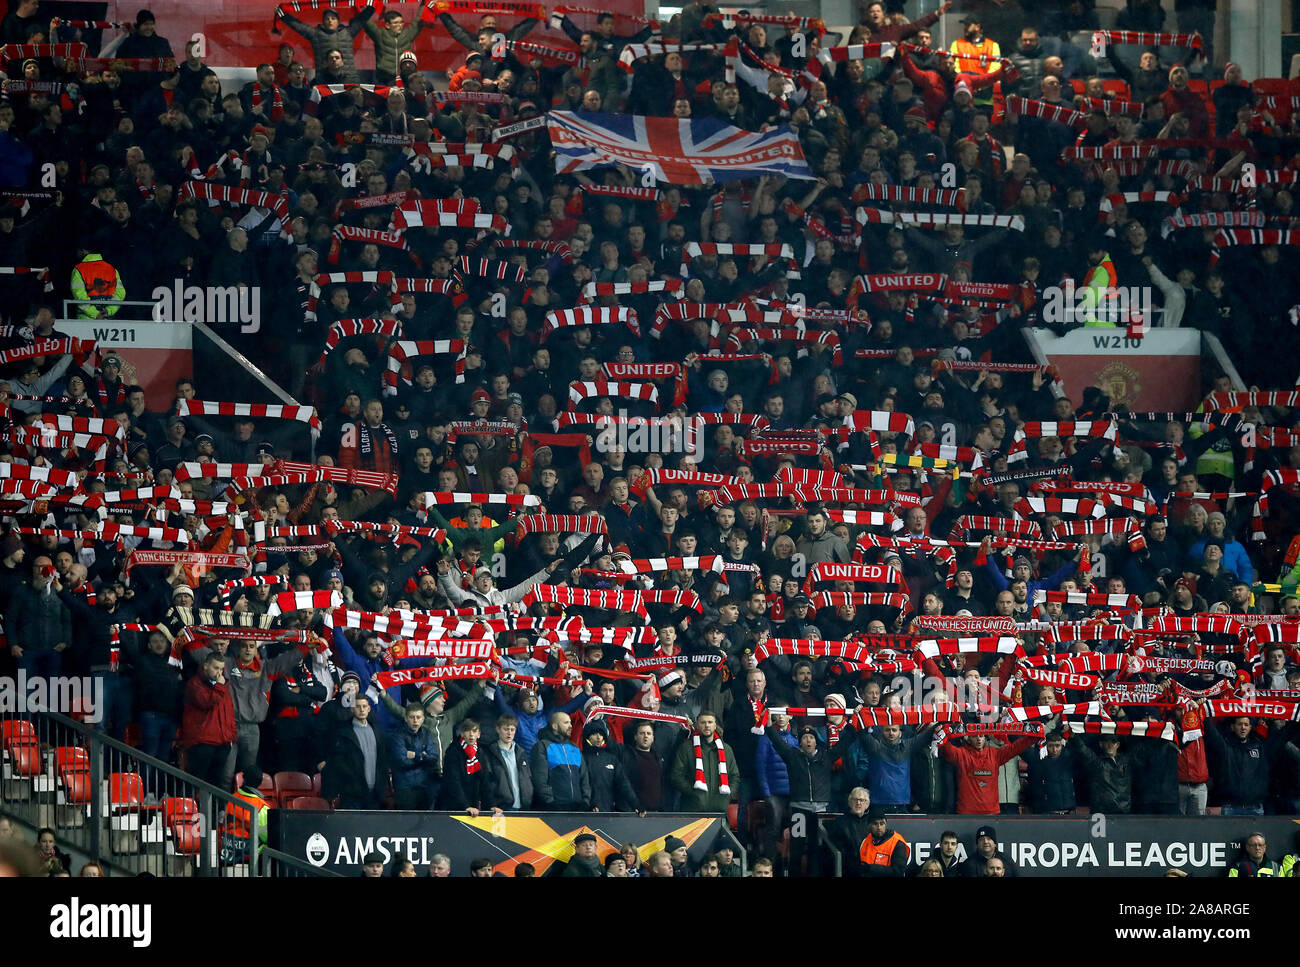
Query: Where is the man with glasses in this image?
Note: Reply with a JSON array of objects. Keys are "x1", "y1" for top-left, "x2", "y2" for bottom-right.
[{"x1": 828, "y1": 787, "x2": 873, "y2": 877}]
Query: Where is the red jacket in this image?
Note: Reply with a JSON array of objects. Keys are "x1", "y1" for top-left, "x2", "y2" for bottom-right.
[
  {"x1": 900, "y1": 46, "x2": 1005, "y2": 120},
  {"x1": 1159, "y1": 86, "x2": 1210, "y2": 139},
  {"x1": 941, "y1": 736, "x2": 1037, "y2": 814},
  {"x1": 181, "y1": 675, "x2": 237, "y2": 748}
]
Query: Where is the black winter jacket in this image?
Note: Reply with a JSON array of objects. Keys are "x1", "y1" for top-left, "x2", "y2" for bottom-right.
[
  {"x1": 583, "y1": 743, "x2": 641, "y2": 812},
  {"x1": 765, "y1": 726, "x2": 836, "y2": 807}
]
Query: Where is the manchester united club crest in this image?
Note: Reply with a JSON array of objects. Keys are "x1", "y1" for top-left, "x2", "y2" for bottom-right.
[{"x1": 1095, "y1": 360, "x2": 1141, "y2": 407}]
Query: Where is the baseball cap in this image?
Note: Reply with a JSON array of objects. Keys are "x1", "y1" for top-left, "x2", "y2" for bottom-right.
[
  {"x1": 837, "y1": 392, "x2": 858, "y2": 410},
  {"x1": 791, "y1": 593, "x2": 811, "y2": 607}
]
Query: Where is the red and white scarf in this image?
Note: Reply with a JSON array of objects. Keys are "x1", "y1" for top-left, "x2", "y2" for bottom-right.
[
  {"x1": 383, "y1": 338, "x2": 467, "y2": 393},
  {"x1": 268, "y1": 589, "x2": 343, "y2": 616},
  {"x1": 176, "y1": 399, "x2": 321, "y2": 432},
  {"x1": 491, "y1": 37, "x2": 579, "y2": 67},
  {"x1": 462, "y1": 739, "x2": 481, "y2": 774},
  {"x1": 512, "y1": 514, "x2": 607, "y2": 537},
  {"x1": 852, "y1": 184, "x2": 961, "y2": 207},
  {"x1": 692, "y1": 731, "x2": 730, "y2": 794},
  {"x1": 317, "y1": 317, "x2": 403, "y2": 366},
  {"x1": 581, "y1": 279, "x2": 683, "y2": 302},
  {"x1": 543, "y1": 306, "x2": 640, "y2": 340},
  {"x1": 567, "y1": 380, "x2": 659, "y2": 411},
  {"x1": 422, "y1": 492, "x2": 540, "y2": 507},
  {"x1": 391, "y1": 199, "x2": 503, "y2": 232},
  {"x1": 249, "y1": 82, "x2": 283, "y2": 122},
  {"x1": 1090, "y1": 30, "x2": 1202, "y2": 57}
]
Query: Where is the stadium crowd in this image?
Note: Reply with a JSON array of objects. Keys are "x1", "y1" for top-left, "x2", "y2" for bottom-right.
[{"x1": 1, "y1": 0, "x2": 1299, "y2": 876}]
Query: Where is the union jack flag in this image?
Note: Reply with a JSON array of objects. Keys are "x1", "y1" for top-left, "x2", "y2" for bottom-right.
[{"x1": 547, "y1": 111, "x2": 815, "y2": 186}]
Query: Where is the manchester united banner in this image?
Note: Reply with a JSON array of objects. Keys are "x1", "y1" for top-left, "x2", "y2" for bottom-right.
[{"x1": 547, "y1": 111, "x2": 816, "y2": 185}]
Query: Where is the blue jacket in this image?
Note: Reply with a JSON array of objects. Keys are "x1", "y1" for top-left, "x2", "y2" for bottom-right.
[
  {"x1": 332, "y1": 627, "x2": 428, "y2": 731},
  {"x1": 984, "y1": 555, "x2": 1078, "y2": 601},
  {"x1": 530, "y1": 726, "x2": 591, "y2": 808},
  {"x1": 0, "y1": 131, "x2": 32, "y2": 186},
  {"x1": 493, "y1": 686, "x2": 590, "y2": 754},
  {"x1": 389, "y1": 723, "x2": 440, "y2": 790},
  {"x1": 1187, "y1": 537, "x2": 1254, "y2": 584},
  {"x1": 860, "y1": 730, "x2": 917, "y2": 807},
  {"x1": 756, "y1": 728, "x2": 799, "y2": 797}
]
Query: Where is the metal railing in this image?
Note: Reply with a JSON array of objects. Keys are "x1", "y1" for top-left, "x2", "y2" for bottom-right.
[
  {"x1": 51, "y1": 310, "x2": 316, "y2": 460},
  {"x1": 1, "y1": 711, "x2": 260, "y2": 877},
  {"x1": 260, "y1": 846, "x2": 344, "y2": 878},
  {"x1": 1202, "y1": 333, "x2": 1249, "y2": 391}
]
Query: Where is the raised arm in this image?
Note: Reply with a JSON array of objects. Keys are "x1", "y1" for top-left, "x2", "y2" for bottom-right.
[
  {"x1": 506, "y1": 17, "x2": 539, "y2": 42},
  {"x1": 278, "y1": 10, "x2": 314, "y2": 40},
  {"x1": 438, "y1": 12, "x2": 478, "y2": 50},
  {"x1": 437, "y1": 568, "x2": 475, "y2": 605},
  {"x1": 994, "y1": 734, "x2": 1039, "y2": 764},
  {"x1": 347, "y1": 5, "x2": 375, "y2": 35}
]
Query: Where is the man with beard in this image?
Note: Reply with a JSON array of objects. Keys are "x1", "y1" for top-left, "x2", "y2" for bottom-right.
[
  {"x1": 857, "y1": 804, "x2": 910, "y2": 877},
  {"x1": 625, "y1": 721, "x2": 668, "y2": 811},
  {"x1": 948, "y1": 16, "x2": 1001, "y2": 107}
]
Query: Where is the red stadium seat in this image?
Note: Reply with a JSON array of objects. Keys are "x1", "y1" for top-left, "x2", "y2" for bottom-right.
[
  {"x1": 1101, "y1": 78, "x2": 1130, "y2": 99},
  {"x1": 287, "y1": 796, "x2": 331, "y2": 811},
  {"x1": 727, "y1": 802, "x2": 739, "y2": 830},
  {"x1": 274, "y1": 771, "x2": 313, "y2": 801},
  {"x1": 1069, "y1": 79, "x2": 1086, "y2": 96},
  {"x1": 2, "y1": 720, "x2": 42, "y2": 776},
  {"x1": 1, "y1": 719, "x2": 36, "y2": 744},
  {"x1": 1252, "y1": 78, "x2": 1292, "y2": 96},
  {"x1": 109, "y1": 772, "x2": 144, "y2": 810},
  {"x1": 258, "y1": 774, "x2": 279, "y2": 805},
  {"x1": 311, "y1": 773, "x2": 322, "y2": 796},
  {"x1": 163, "y1": 797, "x2": 202, "y2": 855},
  {"x1": 54, "y1": 746, "x2": 92, "y2": 804}
]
